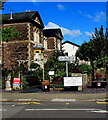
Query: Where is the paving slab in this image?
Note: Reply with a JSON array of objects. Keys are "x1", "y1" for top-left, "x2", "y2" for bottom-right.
[{"x1": 1, "y1": 91, "x2": 107, "y2": 102}]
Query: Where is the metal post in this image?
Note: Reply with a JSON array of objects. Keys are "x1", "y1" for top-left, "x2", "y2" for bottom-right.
[
  {"x1": 18, "y1": 60, "x2": 22, "y2": 89},
  {"x1": 43, "y1": 61, "x2": 44, "y2": 82},
  {"x1": 66, "y1": 61, "x2": 68, "y2": 77}
]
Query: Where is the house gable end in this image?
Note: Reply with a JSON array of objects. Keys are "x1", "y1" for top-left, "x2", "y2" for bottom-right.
[
  {"x1": 62, "y1": 41, "x2": 80, "y2": 47},
  {"x1": 31, "y1": 11, "x2": 44, "y2": 27},
  {"x1": 43, "y1": 28, "x2": 63, "y2": 40},
  {"x1": 2, "y1": 11, "x2": 44, "y2": 29}
]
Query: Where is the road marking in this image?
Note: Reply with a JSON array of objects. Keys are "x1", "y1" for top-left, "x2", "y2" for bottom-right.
[
  {"x1": 12, "y1": 105, "x2": 15, "y2": 106},
  {"x1": 0, "y1": 109, "x2": 6, "y2": 111},
  {"x1": 96, "y1": 102, "x2": 108, "y2": 104},
  {"x1": 31, "y1": 102, "x2": 41, "y2": 104},
  {"x1": 18, "y1": 102, "x2": 30, "y2": 105},
  {"x1": 66, "y1": 103, "x2": 70, "y2": 104},
  {"x1": 25, "y1": 108, "x2": 102, "y2": 111},
  {"x1": 18, "y1": 102, "x2": 41, "y2": 105},
  {"x1": 51, "y1": 99, "x2": 76, "y2": 102},
  {"x1": 91, "y1": 110, "x2": 108, "y2": 113}
]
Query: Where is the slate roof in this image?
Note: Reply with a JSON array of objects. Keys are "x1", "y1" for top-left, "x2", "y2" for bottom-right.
[
  {"x1": 1, "y1": 11, "x2": 44, "y2": 29},
  {"x1": 43, "y1": 28, "x2": 63, "y2": 40},
  {"x1": 62, "y1": 41, "x2": 80, "y2": 47}
]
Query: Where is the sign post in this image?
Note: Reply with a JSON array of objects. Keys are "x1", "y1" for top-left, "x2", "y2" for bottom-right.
[
  {"x1": 66, "y1": 61, "x2": 68, "y2": 77},
  {"x1": 58, "y1": 56, "x2": 75, "y2": 77},
  {"x1": 48, "y1": 71, "x2": 54, "y2": 82}
]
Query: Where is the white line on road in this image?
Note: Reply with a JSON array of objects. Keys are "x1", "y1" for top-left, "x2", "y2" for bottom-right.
[
  {"x1": 25, "y1": 108, "x2": 102, "y2": 111},
  {"x1": 91, "y1": 110, "x2": 108, "y2": 113},
  {"x1": 0, "y1": 109, "x2": 6, "y2": 111},
  {"x1": 51, "y1": 99, "x2": 76, "y2": 102}
]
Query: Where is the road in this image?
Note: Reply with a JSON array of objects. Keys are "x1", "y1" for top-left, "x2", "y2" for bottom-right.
[{"x1": 1, "y1": 101, "x2": 108, "y2": 120}]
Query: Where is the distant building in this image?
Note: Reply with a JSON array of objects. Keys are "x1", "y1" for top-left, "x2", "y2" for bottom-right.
[
  {"x1": 62, "y1": 41, "x2": 90, "y2": 65},
  {"x1": 62, "y1": 41, "x2": 80, "y2": 61}
]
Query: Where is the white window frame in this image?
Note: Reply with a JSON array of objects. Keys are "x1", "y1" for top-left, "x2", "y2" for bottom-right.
[{"x1": 34, "y1": 30, "x2": 39, "y2": 43}]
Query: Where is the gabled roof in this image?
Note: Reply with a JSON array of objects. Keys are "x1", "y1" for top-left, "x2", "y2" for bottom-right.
[
  {"x1": 1, "y1": 11, "x2": 44, "y2": 29},
  {"x1": 62, "y1": 41, "x2": 80, "y2": 47},
  {"x1": 1, "y1": 0, "x2": 8, "y2": 2},
  {"x1": 43, "y1": 28, "x2": 63, "y2": 40}
]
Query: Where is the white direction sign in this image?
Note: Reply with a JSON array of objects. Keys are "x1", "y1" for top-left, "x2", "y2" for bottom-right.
[{"x1": 58, "y1": 56, "x2": 75, "y2": 61}]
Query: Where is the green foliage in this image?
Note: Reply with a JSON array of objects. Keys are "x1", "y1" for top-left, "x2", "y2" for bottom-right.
[
  {"x1": 76, "y1": 26, "x2": 108, "y2": 80},
  {"x1": 76, "y1": 26, "x2": 107, "y2": 62},
  {"x1": 28, "y1": 62, "x2": 42, "y2": 80},
  {"x1": 78, "y1": 64, "x2": 92, "y2": 74},
  {"x1": 30, "y1": 62, "x2": 40, "y2": 69},
  {"x1": 94, "y1": 56, "x2": 108, "y2": 68},
  {"x1": 44, "y1": 50, "x2": 66, "y2": 79},
  {"x1": 2, "y1": 68, "x2": 12, "y2": 77},
  {"x1": 1, "y1": 27, "x2": 22, "y2": 42},
  {"x1": 27, "y1": 68, "x2": 43, "y2": 81},
  {"x1": 49, "y1": 84, "x2": 64, "y2": 88},
  {"x1": 76, "y1": 41, "x2": 97, "y2": 62},
  {"x1": 21, "y1": 76, "x2": 28, "y2": 88},
  {"x1": 94, "y1": 56, "x2": 108, "y2": 77}
]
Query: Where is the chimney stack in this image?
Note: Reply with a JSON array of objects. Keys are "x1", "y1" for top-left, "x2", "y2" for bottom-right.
[
  {"x1": 26, "y1": 10, "x2": 31, "y2": 12},
  {"x1": 10, "y1": 10, "x2": 13, "y2": 19}
]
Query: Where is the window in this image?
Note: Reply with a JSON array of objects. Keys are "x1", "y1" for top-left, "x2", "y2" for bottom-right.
[
  {"x1": 35, "y1": 51, "x2": 41, "y2": 60},
  {"x1": 57, "y1": 40, "x2": 61, "y2": 50},
  {"x1": 34, "y1": 31, "x2": 39, "y2": 43},
  {"x1": 44, "y1": 39, "x2": 47, "y2": 49}
]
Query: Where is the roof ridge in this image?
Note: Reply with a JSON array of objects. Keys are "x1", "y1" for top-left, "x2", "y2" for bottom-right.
[
  {"x1": 62, "y1": 41, "x2": 80, "y2": 47},
  {"x1": 2, "y1": 11, "x2": 37, "y2": 15}
]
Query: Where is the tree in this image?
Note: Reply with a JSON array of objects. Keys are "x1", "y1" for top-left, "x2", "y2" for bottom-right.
[
  {"x1": 44, "y1": 50, "x2": 66, "y2": 80},
  {"x1": 76, "y1": 26, "x2": 107, "y2": 80},
  {"x1": 76, "y1": 41, "x2": 96, "y2": 80},
  {"x1": 78, "y1": 64, "x2": 92, "y2": 75},
  {"x1": 92, "y1": 26, "x2": 108, "y2": 78}
]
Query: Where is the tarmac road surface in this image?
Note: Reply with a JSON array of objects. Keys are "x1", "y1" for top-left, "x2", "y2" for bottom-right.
[{"x1": 1, "y1": 101, "x2": 107, "y2": 119}]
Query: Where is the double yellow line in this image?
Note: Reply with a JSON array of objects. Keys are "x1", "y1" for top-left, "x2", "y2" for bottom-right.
[{"x1": 18, "y1": 102, "x2": 41, "y2": 105}]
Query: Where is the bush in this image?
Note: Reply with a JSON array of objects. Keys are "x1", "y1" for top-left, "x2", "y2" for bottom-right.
[{"x1": 49, "y1": 84, "x2": 64, "y2": 88}]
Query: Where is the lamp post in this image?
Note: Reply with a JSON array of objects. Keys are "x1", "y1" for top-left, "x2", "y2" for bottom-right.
[{"x1": 42, "y1": 56, "x2": 47, "y2": 82}]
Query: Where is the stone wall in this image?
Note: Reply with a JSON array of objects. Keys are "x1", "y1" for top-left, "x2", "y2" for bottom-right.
[
  {"x1": 2, "y1": 23, "x2": 37, "y2": 71},
  {"x1": 2, "y1": 42, "x2": 29, "y2": 71},
  {"x1": 45, "y1": 50, "x2": 54, "y2": 59},
  {"x1": 3, "y1": 23, "x2": 28, "y2": 41}
]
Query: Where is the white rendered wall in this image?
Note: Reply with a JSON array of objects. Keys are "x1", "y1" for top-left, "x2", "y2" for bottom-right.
[{"x1": 62, "y1": 43, "x2": 79, "y2": 57}]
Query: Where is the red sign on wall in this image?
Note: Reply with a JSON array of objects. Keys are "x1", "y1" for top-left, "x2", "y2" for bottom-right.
[{"x1": 13, "y1": 77, "x2": 20, "y2": 84}]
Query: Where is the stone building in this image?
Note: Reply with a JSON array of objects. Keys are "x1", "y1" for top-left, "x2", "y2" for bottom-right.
[
  {"x1": 1, "y1": 11, "x2": 63, "y2": 71},
  {"x1": 43, "y1": 28, "x2": 63, "y2": 59},
  {"x1": 2, "y1": 11, "x2": 44, "y2": 71}
]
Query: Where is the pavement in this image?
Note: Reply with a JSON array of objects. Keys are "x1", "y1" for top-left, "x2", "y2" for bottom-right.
[{"x1": 0, "y1": 87, "x2": 108, "y2": 102}]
